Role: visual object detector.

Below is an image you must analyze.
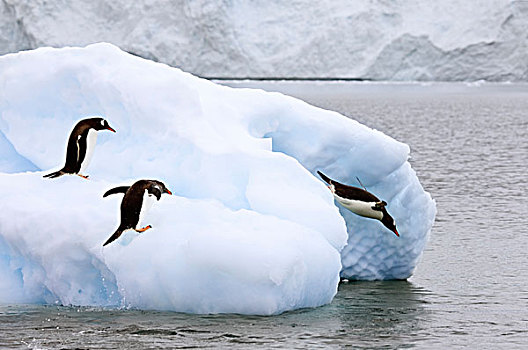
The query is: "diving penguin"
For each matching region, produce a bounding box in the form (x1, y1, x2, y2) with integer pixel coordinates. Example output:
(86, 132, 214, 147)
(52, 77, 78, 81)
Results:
(43, 117, 116, 179)
(317, 171, 399, 237)
(102, 179, 172, 246)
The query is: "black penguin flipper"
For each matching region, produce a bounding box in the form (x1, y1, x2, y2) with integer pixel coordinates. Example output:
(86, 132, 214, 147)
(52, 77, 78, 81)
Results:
(63, 132, 82, 174)
(103, 229, 124, 246)
(43, 170, 65, 178)
(103, 186, 130, 198)
(75, 130, 88, 172)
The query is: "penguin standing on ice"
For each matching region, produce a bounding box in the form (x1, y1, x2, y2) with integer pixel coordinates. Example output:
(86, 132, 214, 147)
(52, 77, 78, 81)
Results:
(102, 179, 172, 246)
(43, 117, 116, 179)
(317, 171, 399, 237)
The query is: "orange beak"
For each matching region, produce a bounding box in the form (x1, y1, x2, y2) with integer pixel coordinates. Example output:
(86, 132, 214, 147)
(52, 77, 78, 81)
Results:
(393, 228, 399, 237)
(107, 126, 116, 133)
(166, 189, 172, 195)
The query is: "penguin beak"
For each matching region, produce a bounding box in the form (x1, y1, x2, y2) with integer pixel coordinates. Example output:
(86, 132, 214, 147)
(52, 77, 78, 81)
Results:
(165, 189, 172, 195)
(107, 126, 116, 133)
(392, 228, 399, 237)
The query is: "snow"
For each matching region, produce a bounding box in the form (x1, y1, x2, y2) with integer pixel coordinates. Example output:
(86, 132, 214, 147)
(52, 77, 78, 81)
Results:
(1, 0, 526, 81)
(0, 44, 435, 314)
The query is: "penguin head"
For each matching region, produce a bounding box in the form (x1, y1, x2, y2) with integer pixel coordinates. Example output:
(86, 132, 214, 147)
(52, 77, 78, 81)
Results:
(148, 180, 173, 200)
(88, 117, 116, 133)
(158, 181, 173, 196)
(380, 209, 399, 237)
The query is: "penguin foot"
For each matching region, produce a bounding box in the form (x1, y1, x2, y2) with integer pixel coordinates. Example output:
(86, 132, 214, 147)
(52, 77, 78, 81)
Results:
(77, 174, 90, 180)
(135, 225, 152, 233)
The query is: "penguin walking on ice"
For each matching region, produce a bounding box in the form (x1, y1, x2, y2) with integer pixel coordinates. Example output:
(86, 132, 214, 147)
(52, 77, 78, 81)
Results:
(102, 179, 172, 246)
(317, 171, 399, 237)
(43, 117, 116, 179)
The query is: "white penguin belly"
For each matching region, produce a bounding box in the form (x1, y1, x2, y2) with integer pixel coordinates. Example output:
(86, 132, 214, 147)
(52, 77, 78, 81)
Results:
(79, 129, 98, 173)
(137, 190, 156, 228)
(334, 195, 383, 220)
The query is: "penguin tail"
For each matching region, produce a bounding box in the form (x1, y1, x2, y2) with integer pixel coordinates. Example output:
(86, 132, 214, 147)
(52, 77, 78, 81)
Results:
(43, 170, 65, 179)
(317, 170, 333, 184)
(103, 229, 124, 247)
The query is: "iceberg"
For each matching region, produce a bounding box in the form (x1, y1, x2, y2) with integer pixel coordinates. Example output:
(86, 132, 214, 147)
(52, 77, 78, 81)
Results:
(0, 44, 435, 314)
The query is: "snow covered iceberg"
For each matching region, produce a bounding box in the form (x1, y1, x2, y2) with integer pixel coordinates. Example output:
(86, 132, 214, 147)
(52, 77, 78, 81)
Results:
(0, 43, 435, 314)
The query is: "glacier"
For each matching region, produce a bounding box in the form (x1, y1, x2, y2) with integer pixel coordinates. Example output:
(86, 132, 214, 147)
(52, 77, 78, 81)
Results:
(0, 0, 527, 81)
(0, 44, 435, 314)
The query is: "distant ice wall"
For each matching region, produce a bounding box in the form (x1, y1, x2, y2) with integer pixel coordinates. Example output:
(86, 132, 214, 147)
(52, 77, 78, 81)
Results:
(1, 0, 527, 81)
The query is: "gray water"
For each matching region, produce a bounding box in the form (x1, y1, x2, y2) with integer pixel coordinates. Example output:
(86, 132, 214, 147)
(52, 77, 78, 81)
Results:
(2, 82, 527, 349)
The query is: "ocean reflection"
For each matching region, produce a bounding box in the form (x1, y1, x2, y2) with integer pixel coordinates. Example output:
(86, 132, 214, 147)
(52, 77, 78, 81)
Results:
(323, 281, 432, 347)
(0, 282, 434, 349)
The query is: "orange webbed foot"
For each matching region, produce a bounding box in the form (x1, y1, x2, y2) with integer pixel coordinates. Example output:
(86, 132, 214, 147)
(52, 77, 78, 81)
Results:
(135, 225, 152, 233)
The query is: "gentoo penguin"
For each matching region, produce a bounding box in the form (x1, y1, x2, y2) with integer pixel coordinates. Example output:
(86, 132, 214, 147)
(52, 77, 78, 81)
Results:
(102, 179, 172, 246)
(43, 117, 116, 179)
(317, 171, 399, 237)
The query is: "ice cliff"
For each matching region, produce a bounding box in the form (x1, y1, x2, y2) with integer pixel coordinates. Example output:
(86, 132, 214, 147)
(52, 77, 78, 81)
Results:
(0, 44, 435, 314)
(0, 0, 527, 81)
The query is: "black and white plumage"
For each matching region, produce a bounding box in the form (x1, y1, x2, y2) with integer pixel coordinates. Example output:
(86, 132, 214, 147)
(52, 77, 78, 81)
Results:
(317, 171, 399, 237)
(102, 179, 172, 246)
(43, 117, 116, 179)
